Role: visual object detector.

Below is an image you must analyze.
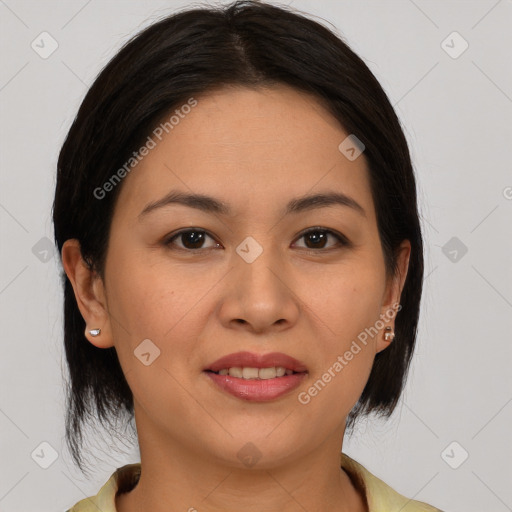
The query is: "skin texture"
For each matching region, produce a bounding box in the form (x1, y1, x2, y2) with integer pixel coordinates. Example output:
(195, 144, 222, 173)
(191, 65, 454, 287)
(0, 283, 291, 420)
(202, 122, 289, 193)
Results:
(62, 85, 410, 512)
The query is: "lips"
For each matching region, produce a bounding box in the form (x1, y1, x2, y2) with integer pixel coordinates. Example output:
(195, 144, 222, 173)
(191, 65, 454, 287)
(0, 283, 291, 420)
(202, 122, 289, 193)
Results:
(203, 351, 308, 402)
(204, 351, 308, 373)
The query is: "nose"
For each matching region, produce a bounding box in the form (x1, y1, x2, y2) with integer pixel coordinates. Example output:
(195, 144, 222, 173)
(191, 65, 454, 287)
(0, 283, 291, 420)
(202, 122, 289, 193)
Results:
(218, 242, 301, 334)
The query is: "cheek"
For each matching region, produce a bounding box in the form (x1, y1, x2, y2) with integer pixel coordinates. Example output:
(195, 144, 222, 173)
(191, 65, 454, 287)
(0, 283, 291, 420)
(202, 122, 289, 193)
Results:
(105, 253, 215, 372)
(295, 289, 381, 427)
(292, 258, 385, 414)
(298, 257, 385, 348)
(105, 258, 216, 425)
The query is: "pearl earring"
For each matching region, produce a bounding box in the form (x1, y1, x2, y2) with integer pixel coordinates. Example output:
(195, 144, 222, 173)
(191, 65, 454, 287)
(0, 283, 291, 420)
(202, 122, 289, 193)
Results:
(89, 328, 101, 337)
(384, 326, 395, 342)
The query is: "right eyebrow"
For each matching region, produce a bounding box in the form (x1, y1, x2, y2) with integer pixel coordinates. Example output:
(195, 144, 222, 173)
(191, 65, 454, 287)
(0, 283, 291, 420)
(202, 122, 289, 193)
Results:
(138, 190, 231, 219)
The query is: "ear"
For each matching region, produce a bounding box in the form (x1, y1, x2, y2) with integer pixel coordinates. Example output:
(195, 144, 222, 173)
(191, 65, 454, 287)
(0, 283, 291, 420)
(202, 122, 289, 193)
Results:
(375, 239, 411, 354)
(61, 239, 114, 349)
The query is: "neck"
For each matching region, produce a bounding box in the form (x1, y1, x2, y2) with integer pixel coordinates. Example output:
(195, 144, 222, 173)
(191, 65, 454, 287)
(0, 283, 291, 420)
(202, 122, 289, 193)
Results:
(116, 407, 368, 512)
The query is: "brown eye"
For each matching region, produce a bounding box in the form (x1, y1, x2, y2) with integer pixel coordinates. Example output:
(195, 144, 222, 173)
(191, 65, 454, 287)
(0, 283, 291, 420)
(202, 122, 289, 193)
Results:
(165, 229, 220, 251)
(293, 228, 349, 251)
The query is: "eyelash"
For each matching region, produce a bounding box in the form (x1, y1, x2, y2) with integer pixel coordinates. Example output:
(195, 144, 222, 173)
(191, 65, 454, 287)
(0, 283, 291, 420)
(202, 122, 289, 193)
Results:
(163, 227, 350, 253)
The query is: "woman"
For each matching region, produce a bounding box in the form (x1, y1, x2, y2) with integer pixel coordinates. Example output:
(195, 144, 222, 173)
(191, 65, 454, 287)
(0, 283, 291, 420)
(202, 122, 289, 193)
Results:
(55, 1, 444, 510)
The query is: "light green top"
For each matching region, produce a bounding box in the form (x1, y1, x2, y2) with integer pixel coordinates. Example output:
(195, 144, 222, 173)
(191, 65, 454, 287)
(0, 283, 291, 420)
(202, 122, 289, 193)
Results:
(67, 453, 444, 511)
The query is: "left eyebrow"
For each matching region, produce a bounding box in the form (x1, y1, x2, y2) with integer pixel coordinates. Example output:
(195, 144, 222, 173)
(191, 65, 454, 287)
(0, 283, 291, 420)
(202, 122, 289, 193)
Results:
(138, 189, 366, 220)
(284, 191, 366, 217)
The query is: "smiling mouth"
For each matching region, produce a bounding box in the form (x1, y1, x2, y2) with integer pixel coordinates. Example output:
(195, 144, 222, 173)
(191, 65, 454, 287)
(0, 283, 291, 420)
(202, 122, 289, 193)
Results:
(203, 351, 308, 401)
(204, 366, 305, 380)
(203, 368, 308, 402)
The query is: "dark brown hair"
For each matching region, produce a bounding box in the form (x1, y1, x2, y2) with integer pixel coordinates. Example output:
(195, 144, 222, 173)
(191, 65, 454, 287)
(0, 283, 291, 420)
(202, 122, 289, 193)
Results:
(53, 0, 423, 472)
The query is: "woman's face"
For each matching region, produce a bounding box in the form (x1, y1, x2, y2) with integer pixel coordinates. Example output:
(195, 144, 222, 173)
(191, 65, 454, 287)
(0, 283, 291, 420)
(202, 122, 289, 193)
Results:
(80, 85, 408, 467)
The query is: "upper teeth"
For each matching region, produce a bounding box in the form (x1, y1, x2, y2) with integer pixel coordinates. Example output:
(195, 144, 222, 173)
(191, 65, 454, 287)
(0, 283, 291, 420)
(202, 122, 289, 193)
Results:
(217, 367, 293, 379)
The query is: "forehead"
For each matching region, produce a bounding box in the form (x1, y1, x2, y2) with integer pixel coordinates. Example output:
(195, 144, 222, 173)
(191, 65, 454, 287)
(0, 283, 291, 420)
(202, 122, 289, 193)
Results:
(112, 85, 374, 221)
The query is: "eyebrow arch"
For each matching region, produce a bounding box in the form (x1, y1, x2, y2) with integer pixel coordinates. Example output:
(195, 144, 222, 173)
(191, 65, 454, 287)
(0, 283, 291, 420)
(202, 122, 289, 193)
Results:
(138, 190, 366, 220)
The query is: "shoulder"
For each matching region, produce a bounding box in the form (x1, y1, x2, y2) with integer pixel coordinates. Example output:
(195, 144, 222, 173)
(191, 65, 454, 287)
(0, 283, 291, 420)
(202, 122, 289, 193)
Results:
(341, 453, 445, 512)
(66, 463, 141, 512)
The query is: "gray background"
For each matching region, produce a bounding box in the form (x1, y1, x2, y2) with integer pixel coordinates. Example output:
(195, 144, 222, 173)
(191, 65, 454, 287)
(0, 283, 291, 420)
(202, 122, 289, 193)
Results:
(1, 1, 511, 511)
